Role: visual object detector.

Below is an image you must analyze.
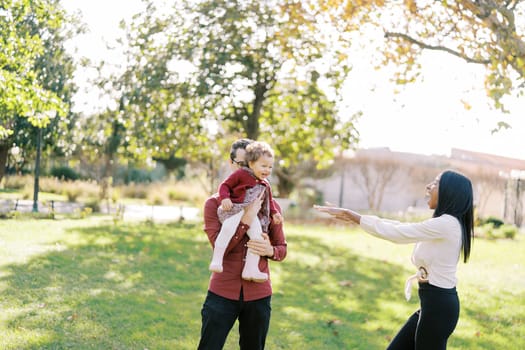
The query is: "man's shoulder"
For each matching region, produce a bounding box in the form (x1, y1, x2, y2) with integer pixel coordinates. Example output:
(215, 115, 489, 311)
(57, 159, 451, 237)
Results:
(221, 168, 246, 182)
(205, 193, 220, 201)
(235, 168, 252, 177)
(272, 199, 282, 213)
(204, 194, 220, 208)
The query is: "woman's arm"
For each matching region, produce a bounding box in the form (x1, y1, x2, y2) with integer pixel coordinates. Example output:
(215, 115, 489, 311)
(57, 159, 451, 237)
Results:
(313, 205, 362, 224)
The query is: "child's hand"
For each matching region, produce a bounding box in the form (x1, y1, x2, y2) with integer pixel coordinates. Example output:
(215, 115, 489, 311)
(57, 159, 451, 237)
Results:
(221, 198, 233, 211)
(272, 212, 283, 224)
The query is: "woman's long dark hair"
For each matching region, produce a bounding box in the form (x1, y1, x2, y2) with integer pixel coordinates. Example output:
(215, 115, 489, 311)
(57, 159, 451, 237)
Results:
(432, 170, 474, 263)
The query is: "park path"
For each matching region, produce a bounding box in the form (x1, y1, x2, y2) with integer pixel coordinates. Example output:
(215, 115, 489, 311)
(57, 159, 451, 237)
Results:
(0, 199, 200, 222)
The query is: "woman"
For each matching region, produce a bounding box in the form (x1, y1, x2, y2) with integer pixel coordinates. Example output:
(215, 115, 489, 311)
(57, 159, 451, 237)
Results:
(314, 169, 474, 350)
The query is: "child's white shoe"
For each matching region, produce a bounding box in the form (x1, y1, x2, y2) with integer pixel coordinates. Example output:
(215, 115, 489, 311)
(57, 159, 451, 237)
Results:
(242, 250, 268, 282)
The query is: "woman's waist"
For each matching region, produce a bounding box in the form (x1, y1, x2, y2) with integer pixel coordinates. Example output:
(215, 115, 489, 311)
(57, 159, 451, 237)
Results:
(418, 281, 457, 294)
(414, 266, 456, 286)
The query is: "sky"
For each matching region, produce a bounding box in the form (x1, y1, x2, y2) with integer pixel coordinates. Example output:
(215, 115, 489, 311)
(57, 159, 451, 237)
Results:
(63, 1, 525, 161)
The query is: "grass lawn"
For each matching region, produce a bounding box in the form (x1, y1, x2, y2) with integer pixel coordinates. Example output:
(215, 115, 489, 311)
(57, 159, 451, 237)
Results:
(0, 217, 523, 349)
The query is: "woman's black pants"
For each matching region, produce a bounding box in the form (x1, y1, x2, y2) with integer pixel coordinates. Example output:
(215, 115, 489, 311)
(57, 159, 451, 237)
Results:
(387, 282, 459, 350)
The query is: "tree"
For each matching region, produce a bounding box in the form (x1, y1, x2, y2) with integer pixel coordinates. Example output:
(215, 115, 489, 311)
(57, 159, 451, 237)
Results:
(117, 0, 359, 196)
(350, 153, 406, 211)
(79, 2, 221, 197)
(261, 79, 360, 196)
(467, 167, 506, 217)
(319, 0, 524, 127)
(0, 0, 74, 183)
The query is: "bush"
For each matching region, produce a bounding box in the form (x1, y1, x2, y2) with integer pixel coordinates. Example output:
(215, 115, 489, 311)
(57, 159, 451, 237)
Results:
(114, 180, 207, 206)
(3, 175, 31, 190)
(39, 177, 62, 194)
(495, 224, 518, 239)
(289, 185, 324, 210)
(475, 222, 518, 240)
(63, 187, 82, 202)
(21, 184, 32, 199)
(475, 223, 494, 238)
(84, 198, 101, 213)
(120, 183, 149, 199)
(122, 168, 152, 184)
(168, 188, 188, 201)
(481, 216, 504, 228)
(150, 196, 165, 206)
(51, 166, 79, 181)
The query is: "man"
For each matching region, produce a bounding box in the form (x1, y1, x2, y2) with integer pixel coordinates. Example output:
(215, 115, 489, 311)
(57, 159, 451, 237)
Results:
(198, 139, 287, 350)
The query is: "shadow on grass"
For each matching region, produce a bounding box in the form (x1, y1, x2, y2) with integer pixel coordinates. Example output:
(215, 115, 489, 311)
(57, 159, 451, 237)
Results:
(1, 221, 210, 349)
(266, 231, 413, 350)
(1, 221, 518, 349)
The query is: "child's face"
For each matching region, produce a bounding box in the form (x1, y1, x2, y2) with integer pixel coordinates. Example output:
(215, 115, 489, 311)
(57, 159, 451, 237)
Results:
(249, 154, 274, 180)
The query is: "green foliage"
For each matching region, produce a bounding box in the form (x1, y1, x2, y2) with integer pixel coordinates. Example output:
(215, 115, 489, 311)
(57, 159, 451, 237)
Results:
(62, 185, 82, 203)
(477, 222, 519, 240)
(120, 168, 153, 184)
(289, 185, 324, 209)
(166, 186, 206, 205)
(50, 165, 79, 181)
(83, 198, 101, 213)
(498, 224, 518, 239)
(0, 0, 81, 192)
(1, 175, 207, 209)
(0, 0, 70, 136)
(116, 181, 208, 207)
(154, 156, 187, 180)
(119, 183, 149, 199)
(321, 1, 525, 113)
(480, 216, 505, 229)
(101, 0, 360, 197)
(3, 175, 29, 190)
(74, 206, 93, 219)
(474, 215, 520, 240)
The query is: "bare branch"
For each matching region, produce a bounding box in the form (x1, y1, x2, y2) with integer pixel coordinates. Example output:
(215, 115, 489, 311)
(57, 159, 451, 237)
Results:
(384, 31, 491, 64)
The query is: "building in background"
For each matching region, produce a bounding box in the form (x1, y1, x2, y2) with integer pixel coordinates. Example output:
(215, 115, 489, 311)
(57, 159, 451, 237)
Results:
(306, 148, 525, 227)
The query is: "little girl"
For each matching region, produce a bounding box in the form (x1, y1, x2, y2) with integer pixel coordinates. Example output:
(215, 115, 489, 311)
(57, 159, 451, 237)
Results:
(209, 141, 282, 282)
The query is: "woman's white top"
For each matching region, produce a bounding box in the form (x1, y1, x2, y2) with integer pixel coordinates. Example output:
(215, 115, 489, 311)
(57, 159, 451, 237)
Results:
(360, 214, 462, 300)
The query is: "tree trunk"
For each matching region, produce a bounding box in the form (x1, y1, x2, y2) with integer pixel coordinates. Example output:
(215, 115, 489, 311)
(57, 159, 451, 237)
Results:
(99, 154, 113, 201)
(245, 80, 267, 140)
(0, 142, 9, 185)
(99, 116, 123, 204)
(274, 168, 294, 198)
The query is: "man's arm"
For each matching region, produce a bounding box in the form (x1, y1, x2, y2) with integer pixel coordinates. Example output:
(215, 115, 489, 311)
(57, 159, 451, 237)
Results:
(267, 199, 287, 261)
(203, 196, 223, 245)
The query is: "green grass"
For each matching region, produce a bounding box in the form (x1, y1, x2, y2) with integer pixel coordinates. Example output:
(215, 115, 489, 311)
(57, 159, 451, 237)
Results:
(0, 218, 523, 349)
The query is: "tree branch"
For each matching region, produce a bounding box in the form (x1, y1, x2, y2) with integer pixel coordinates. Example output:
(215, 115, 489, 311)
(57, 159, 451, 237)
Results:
(384, 31, 491, 64)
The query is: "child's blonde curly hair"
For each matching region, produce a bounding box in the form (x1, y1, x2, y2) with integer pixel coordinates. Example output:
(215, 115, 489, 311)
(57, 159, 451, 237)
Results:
(244, 141, 274, 163)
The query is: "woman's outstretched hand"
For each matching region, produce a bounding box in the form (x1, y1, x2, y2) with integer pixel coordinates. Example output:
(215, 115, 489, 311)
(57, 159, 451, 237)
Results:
(313, 205, 361, 224)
